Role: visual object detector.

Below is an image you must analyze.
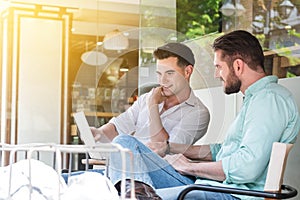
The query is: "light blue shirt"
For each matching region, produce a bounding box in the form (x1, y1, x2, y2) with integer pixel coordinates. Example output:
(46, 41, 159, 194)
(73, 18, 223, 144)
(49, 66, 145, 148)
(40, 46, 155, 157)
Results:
(196, 76, 300, 199)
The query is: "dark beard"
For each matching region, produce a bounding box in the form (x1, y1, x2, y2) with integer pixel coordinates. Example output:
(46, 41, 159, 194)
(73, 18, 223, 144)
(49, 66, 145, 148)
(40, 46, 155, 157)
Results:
(224, 72, 241, 94)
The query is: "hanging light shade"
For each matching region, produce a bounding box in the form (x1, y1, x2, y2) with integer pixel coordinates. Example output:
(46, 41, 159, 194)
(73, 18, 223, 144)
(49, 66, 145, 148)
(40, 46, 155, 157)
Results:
(103, 29, 129, 50)
(81, 51, 108, 66)
(235, 0, 246, 16)
(279, 0, 295, 19)
(220, 0, 235, 16)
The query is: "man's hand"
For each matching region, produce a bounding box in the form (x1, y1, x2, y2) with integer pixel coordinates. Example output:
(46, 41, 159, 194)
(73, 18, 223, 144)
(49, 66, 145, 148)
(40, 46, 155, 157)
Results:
(147, 141, 168, 157)
(148, 86, 169, 142)
(90, 127, 101, 142)
(148, 86, 167, 107)
(165, 154, 226, 181)
(164, 154, 193, 176)
(90, 123, 118, 143)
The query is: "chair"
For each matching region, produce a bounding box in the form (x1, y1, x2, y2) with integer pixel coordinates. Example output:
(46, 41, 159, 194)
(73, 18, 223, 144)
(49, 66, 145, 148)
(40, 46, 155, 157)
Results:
(177, 142, 298, 200)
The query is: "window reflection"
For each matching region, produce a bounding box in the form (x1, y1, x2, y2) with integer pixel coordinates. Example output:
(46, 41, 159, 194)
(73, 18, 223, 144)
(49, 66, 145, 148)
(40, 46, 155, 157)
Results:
(174, 0, 300, 84)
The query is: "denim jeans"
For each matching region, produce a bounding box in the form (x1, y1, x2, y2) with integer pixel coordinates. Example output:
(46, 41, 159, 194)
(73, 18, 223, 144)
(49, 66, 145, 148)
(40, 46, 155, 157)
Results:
(109, 134, 239, 200)
(109, 134, 195, 188)
(156, 185, 240, 200)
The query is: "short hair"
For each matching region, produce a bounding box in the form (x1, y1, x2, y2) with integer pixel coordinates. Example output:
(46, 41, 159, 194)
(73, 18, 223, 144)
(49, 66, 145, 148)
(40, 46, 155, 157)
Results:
(212, 30, 265, 72)
(153, 42, 195, 68)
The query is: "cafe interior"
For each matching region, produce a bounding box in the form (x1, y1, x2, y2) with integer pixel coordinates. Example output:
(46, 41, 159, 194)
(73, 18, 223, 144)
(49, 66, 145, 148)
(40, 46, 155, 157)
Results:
(0, 0, 300, 198)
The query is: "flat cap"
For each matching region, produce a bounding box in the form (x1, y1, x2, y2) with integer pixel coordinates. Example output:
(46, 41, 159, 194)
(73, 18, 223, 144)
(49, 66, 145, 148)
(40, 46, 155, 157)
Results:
(157, 42, 195, 66)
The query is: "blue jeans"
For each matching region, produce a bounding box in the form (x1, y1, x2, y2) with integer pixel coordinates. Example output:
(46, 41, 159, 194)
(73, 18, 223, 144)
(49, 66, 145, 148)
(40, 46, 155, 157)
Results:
(109, 134, 195, 188)
(156, 186, 240, 200)
(109, 135, 239, 200)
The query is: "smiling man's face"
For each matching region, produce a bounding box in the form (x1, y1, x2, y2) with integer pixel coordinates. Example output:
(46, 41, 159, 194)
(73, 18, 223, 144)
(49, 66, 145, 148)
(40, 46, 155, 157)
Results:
(156, 57, 189, 97)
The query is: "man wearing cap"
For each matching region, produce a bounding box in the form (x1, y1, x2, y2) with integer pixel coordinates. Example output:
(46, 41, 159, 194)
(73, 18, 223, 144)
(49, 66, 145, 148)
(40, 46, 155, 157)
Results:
(91, 42, 209, 148)
(91, 42, 210, 199)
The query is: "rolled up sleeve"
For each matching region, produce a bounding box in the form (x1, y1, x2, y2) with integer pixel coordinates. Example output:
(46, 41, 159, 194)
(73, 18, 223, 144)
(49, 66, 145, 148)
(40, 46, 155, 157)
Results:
(210, 143, 222, 161)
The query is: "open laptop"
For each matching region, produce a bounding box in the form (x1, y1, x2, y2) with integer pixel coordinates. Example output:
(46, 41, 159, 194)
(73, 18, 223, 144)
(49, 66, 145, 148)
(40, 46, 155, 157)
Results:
(73, 111, 105, 160)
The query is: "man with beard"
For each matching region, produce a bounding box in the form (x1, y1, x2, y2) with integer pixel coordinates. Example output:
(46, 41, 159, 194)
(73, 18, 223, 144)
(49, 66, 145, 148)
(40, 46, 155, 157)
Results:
(108, 30, 300, 200)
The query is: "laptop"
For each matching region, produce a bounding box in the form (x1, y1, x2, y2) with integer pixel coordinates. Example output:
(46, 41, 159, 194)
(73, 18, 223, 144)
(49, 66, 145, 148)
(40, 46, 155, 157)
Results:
(73, 111, 105, 160)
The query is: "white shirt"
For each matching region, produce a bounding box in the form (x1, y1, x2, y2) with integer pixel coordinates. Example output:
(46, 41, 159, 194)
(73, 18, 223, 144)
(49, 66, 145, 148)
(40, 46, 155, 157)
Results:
(109, 89, 210, 144)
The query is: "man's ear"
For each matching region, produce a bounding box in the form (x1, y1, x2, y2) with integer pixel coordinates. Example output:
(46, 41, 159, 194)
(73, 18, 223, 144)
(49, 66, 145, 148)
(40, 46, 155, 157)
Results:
(233, 59, 244, 76)
(184, 65, 193, 78)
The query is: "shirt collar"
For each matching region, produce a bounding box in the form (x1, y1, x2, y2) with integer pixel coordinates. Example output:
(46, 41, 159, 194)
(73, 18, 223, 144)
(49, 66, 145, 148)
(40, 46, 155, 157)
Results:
(157, 87, 197, 110)
(184, 89, 198, 107)
(244, 75, 278, 98)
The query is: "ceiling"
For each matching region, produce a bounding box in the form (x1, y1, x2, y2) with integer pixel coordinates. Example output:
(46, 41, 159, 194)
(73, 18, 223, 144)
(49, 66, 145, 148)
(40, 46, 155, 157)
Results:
(70, 6, 141, 53)
(6, 0, 176, 82)
(70, 1, 140, 36)
(11, 0, 175, 35)
(9, 0, 141, 52)
(8, 0, 176, 53)
(64, 1, 140, 53)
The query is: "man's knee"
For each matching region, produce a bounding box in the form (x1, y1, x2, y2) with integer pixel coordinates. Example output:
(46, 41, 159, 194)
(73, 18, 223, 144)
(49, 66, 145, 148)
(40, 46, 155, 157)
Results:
(112, 134, 138, 147)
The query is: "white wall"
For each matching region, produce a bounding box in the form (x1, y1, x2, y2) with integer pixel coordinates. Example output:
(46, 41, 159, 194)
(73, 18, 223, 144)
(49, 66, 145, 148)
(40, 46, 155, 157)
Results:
(194, 87, 238, 144)
(279, 77, 300, 200)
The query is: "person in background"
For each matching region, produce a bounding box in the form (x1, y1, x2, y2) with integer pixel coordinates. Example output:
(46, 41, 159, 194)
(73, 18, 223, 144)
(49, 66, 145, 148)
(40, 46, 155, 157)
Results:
(108, 30, 300, 200)
(91, 42, 210, 153)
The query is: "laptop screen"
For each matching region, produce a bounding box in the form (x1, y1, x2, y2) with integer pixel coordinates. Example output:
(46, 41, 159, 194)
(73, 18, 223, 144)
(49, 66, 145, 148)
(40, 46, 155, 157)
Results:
(73, 111, 105, 160)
